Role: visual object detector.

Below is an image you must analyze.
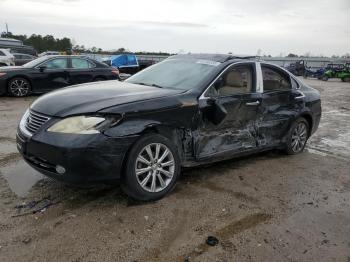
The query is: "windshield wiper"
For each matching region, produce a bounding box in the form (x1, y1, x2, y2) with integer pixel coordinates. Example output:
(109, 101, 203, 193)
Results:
(133, 82, 164, 88)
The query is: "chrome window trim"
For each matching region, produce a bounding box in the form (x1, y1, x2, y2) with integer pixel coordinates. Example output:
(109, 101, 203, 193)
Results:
(199, 61, 262, 100)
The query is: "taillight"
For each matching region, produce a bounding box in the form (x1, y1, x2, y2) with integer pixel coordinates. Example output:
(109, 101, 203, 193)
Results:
(0, 73, 6, 77)
(111, 68, 119, 75)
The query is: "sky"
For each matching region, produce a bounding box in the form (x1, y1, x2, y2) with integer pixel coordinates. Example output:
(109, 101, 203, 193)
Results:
(0, 0, 349, 56)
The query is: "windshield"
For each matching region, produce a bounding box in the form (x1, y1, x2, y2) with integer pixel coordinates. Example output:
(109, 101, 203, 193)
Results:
(23, 56, 49, 68)
(126, 59, 219, 90)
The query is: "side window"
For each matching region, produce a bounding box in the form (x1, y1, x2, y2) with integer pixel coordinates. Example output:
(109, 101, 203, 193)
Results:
(44, 58, 68, 69)
(71, 58, 91, 69)
(0, 51, 5, 56)
(206, 65, 254, 97)
(262, 65, 291, 91)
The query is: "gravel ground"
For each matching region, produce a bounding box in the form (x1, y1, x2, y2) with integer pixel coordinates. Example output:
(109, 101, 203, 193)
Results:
(0, 78, 349, 262)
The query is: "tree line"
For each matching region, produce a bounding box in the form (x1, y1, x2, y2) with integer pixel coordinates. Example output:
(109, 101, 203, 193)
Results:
(1, 32, 172, 56)
(1, 32, 72, 53)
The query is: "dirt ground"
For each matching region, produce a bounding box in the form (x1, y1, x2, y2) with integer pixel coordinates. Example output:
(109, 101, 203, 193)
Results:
(0, 78, 349, 262)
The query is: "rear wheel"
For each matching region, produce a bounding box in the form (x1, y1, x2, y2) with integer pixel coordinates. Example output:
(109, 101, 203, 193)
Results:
(121, 134, 181, 201)
(322, 75, 328, 81)
(285, 118, 310, 155)
(8, 77, 31, 97)
(343, 77, 350, 82)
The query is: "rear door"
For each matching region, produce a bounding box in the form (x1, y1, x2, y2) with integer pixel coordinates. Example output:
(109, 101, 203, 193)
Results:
(69, 57, 95, 84)
(196, 62, 262, 159)
(257, 63, 304, 147)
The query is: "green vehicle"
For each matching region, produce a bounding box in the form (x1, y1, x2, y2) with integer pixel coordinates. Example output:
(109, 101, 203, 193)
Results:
(322, 63, 350, 82)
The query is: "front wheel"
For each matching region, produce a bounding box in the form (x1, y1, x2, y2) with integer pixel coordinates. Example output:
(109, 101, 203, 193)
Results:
(8, 77, 31, 97)
(121, 134, 181, 201)
(285, 118, 310, 155)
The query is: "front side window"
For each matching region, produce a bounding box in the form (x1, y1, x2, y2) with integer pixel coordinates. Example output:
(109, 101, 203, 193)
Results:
(262, 65, 291, 91)
(72, 58, 92, 69)
(206, 65, 254, 97)
(126, 59, 218, 90)
(44, 58, 68, 69)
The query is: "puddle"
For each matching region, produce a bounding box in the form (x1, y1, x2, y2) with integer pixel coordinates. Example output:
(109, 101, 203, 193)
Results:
(1, 159, 43, 197)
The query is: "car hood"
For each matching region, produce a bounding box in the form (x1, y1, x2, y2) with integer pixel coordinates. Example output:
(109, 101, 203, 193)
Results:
(30, 80, 185, 117)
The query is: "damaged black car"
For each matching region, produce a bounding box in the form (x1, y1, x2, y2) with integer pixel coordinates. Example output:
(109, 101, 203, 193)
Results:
(16, 54, 321, 201)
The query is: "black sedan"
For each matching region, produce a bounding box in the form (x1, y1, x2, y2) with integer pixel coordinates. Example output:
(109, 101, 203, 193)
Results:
(17, 54, 321, 201)
(0, 55, 120, 97)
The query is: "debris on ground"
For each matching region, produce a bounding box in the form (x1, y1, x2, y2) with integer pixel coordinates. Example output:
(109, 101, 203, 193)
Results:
(206, 236, 219, 246)
(12, 196, 60, 217)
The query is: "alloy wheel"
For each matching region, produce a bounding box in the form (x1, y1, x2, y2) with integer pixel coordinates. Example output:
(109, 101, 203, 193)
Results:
(291, 122, 308, 153)
(135, 143, 175, 193)
(9, 79, 30, 97)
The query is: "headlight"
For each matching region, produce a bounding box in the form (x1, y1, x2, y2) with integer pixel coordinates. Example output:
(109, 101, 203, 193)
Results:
(47, 116, 107, 134)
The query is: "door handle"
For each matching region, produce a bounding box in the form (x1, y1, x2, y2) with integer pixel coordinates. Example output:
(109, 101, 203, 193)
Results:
(246, 101, 260, 106)
(294, 91, 305, 100)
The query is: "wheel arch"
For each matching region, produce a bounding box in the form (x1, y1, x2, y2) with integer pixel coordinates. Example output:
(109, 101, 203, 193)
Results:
(298, 112, 313, 136)
(115, 122, 187, 179)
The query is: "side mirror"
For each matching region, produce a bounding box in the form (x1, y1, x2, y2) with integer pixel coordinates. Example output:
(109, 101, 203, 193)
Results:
(38, 65, 46, 72)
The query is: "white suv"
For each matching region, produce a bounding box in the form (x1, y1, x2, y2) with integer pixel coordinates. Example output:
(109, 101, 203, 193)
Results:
(0, 49, 15, 67)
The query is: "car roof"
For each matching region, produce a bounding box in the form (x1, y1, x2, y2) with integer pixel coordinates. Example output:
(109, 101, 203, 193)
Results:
(43, 55, 88, 58)
(168, 53, 257, 63)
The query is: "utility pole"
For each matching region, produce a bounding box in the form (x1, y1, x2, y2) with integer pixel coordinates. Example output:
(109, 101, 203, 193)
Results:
(5, 22, 9, 35)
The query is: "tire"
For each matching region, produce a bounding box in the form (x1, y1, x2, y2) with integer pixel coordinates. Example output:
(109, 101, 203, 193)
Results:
(7, 77, 31, 97)
(121, 134, 181, 201)
(343, 77, 350, 82)
(322, 75, 328, 81)
(285, 118, 310, 155)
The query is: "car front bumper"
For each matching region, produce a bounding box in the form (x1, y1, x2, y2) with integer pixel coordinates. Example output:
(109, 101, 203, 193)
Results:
(16, 127, 137, 184)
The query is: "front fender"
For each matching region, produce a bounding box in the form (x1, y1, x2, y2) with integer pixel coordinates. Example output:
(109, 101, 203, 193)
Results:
(103, 119, 162, 137)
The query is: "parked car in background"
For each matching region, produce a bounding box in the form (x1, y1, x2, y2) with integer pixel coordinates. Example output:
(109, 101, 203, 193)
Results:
(0, 49, 15, 66)
(0, 37, 37, 56)
(16, 54, 321, 201)
(284, 60, 306, 76)
(102, 54, 139, 74)
(38, 51, 60, 57)
(13, 53, 36, 66)
(0, 55, 120, 97)
(321, 63, 350, 82)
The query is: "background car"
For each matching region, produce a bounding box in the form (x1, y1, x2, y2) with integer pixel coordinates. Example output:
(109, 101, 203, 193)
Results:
(13, 53, 36, 66)
(38, 51, 60, 57)
(16, 54, 321, 201)
(0, 48, 15, 66)
(0, 55, 120, 97)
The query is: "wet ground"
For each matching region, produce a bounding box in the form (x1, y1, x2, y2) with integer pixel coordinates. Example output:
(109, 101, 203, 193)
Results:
(0, 78, 349, 262)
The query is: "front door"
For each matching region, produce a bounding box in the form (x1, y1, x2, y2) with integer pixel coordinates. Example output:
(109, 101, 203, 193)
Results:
(195, 62, 262, 160)
(32, 57, 70, 92)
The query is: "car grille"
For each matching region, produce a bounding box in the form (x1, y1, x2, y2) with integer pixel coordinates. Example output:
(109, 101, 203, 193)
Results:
(25, 110, 51, 134)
